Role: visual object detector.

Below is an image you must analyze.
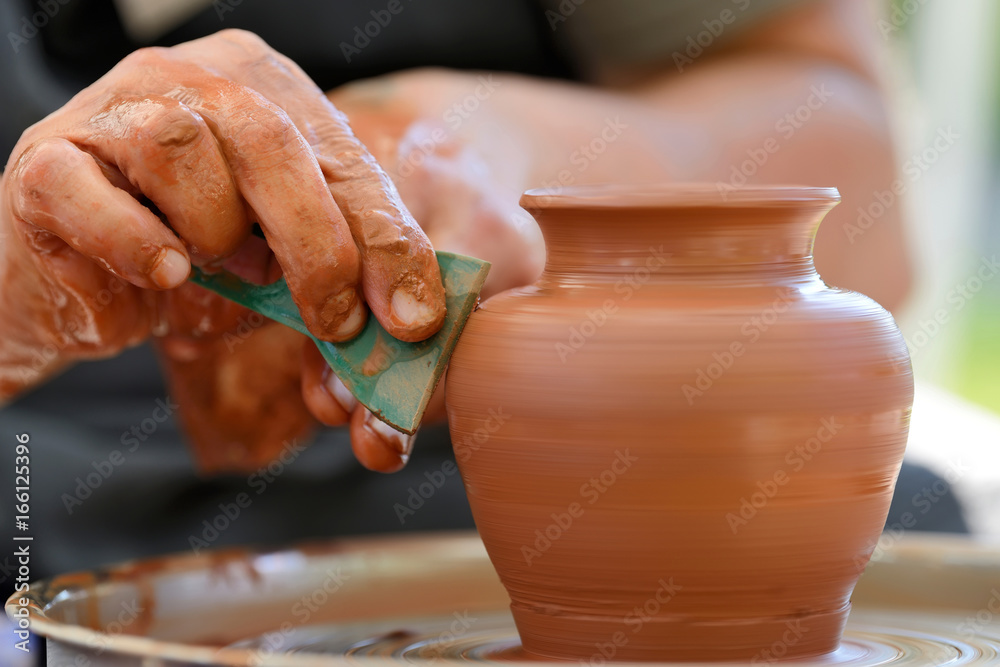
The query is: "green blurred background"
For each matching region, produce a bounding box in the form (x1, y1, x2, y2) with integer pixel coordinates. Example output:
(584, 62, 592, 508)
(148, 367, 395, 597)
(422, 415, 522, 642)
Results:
(889, 0, 1000, 414)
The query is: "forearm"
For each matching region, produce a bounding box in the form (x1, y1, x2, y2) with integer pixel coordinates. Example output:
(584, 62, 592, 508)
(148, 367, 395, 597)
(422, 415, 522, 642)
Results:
(332, 69, 679, 193)
(336, 49, 908, 312)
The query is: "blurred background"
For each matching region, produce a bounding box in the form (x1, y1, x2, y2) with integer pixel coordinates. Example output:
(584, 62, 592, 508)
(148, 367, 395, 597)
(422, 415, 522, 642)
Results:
(884, 0, 1000, 537)
(1, 0, 999, 664)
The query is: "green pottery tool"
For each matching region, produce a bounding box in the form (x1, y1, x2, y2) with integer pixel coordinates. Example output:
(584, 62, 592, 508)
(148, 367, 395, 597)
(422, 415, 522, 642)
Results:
(189, 252, 490, 434)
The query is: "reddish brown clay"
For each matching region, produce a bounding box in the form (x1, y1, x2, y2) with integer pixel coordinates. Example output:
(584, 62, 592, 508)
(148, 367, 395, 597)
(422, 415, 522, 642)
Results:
(445, 185, 914, 662)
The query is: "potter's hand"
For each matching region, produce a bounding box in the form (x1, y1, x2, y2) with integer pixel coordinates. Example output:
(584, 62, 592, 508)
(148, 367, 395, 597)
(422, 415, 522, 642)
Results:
(324, 75, 545, 299)
(298, 79, 545, 473)
(0, 30, 445, 400)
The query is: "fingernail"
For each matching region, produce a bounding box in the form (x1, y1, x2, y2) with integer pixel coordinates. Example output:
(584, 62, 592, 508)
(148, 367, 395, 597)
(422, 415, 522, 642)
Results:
(151, 248, 190, 288)
(324, 372, 358, 413)
(391, 287, 436, 328)
(334, 298, 367, 339)
(365, 410, 413, 458)
(321, 288, 366, 338)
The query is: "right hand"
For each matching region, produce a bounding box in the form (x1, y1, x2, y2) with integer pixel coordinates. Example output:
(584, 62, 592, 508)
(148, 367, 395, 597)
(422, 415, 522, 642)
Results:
(0, 30, 446, 471)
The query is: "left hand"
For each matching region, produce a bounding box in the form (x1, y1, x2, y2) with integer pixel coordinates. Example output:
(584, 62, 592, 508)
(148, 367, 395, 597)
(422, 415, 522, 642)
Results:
(298, 73, 545, 472)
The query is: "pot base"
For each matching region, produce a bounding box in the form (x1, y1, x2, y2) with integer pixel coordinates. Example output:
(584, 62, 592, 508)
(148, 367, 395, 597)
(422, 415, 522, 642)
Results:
(512, 602, 849, 663)
(15, 533, 1000, 666)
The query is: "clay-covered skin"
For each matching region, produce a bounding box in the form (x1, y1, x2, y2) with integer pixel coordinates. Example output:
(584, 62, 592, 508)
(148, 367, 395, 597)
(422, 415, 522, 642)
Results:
(157, 290, 315, 473)
(446, 185, 914, 662)
(0, 30, 444, 470)
(300, 340, 414, 472)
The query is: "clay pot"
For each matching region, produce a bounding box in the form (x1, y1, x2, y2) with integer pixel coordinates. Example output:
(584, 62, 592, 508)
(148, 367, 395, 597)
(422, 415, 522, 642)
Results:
(445, 185, 913, 662)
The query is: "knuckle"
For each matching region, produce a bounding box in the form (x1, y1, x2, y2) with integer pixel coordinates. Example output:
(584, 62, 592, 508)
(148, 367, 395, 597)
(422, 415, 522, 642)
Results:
(12, 138, 80, 213)
(323, 146, 376, 182)
(120, 46, 169, 70)
(147, 105, 203, 150)
(217, 28, 270, 54)
(355, 211, 409, 254)
(229, 105, 304, 165)
(244, 50, 296, 86)
(92, 96, 206, 160)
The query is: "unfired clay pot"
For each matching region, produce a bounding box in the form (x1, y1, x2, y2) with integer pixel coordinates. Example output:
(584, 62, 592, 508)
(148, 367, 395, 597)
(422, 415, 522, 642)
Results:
(445, 185, 914, 662)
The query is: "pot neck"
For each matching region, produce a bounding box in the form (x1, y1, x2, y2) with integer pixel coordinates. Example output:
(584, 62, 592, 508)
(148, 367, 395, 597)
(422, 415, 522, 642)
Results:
(531, 204, 831, 288)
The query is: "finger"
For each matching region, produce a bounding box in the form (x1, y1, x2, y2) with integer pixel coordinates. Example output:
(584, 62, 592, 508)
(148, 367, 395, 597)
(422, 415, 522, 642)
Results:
(155, 281, 247, 346)
(350, 406, 415, 473)
(317, 147, 446, 343)
(156, 322, 316, 474)
(300, 340, 357, 426)
(188, 78, 366, 342)
(8, 137, 190, 289)
(70, 95, 250, 260)
(178, 33, 446, 341)
(219, 233, 283, 285)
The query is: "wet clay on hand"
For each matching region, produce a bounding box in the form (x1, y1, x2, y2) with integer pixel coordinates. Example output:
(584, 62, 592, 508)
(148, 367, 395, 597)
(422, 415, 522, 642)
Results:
(446, 185, 913, 662)
(0, 30, 445, 470)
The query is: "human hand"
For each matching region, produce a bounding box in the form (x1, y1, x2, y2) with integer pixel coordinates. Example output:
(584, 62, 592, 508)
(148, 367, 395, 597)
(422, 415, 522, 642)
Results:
(296, 72, 545, 472)
(0, 30, 446, 470)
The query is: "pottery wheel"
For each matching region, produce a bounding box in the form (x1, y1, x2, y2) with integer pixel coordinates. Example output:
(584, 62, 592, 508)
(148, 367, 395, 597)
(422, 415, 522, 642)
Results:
(13, 532, 1000, 666)
(231, 609, 1000, 664)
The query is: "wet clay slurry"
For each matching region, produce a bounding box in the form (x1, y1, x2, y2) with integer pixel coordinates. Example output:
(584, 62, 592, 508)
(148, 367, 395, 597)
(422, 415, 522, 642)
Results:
(445, 185, 914, 662)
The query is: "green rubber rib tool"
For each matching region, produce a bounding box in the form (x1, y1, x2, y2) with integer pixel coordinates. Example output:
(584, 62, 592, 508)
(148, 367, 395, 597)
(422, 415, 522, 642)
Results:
(189, 252, 490, 435)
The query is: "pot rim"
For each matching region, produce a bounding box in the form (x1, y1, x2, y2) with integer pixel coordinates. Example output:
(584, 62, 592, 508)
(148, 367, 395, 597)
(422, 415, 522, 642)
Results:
(520, 184, 841, 210)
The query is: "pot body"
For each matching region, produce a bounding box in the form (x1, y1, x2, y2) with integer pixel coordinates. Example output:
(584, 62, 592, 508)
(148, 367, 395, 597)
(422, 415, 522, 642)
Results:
(445, 186, 913, 662)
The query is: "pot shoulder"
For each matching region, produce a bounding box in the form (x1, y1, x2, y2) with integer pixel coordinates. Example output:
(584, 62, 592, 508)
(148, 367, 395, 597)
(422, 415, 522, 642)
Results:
(448, 281, 913, 413)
